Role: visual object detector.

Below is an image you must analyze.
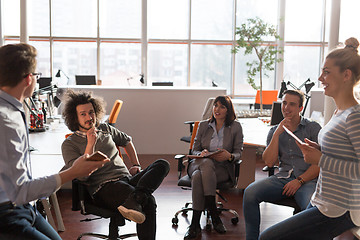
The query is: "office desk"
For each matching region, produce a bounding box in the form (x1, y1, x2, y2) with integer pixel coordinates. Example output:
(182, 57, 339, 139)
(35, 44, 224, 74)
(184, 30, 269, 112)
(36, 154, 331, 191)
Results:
(29, 123, 71, 232)
(237, 118, 271, 189)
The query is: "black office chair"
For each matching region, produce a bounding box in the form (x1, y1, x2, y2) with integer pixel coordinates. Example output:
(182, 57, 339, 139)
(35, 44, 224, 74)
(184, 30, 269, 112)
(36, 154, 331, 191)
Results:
(172, 121, 241, 230)
(262, 166, 301, 215)
(72, 179, 137, 240)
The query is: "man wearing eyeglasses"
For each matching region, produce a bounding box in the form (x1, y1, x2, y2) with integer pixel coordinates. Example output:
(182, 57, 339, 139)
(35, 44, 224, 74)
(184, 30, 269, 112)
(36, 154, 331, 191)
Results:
(0, 43, 109, 239)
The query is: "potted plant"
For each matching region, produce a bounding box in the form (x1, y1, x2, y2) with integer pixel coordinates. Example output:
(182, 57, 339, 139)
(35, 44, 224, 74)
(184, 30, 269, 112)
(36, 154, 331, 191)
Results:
(232, 17, 283, 111)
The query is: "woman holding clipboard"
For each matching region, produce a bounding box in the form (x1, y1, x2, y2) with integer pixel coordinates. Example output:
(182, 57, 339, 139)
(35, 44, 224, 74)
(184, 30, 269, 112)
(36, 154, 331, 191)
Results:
(184, 95, 244, 239)
(260, 38, 360, 240)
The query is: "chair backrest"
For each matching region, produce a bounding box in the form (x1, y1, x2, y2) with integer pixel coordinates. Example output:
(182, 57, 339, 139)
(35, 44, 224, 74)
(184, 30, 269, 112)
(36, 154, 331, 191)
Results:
(108, 100, 123, 126)
(201, 97, 215, 120)
(254, 90, 278, 109)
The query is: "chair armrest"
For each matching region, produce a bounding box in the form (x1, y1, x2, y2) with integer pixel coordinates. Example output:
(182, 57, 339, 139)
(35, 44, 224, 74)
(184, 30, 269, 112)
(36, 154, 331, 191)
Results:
(184, 121, 195, 133)
(234, 160, 242, 178)
(175, 155, 186, 180)
(262, 165, 279, 176)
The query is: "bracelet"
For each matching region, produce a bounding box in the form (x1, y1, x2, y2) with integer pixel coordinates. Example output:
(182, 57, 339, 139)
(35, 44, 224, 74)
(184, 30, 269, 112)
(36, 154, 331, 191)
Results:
(228, 154, 235, 163)
(297, 176, 305, 185)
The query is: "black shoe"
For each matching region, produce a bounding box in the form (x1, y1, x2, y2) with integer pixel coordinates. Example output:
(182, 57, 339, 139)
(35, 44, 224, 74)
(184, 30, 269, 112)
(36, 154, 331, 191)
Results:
(212, 218, 226, 234)
(118, 192, 146, 224)
(184, 225, 201, 239)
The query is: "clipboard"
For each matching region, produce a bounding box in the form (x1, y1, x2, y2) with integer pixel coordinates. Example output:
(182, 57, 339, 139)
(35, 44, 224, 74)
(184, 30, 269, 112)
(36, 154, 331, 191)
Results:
(283, 126, 304, 144)
(188, 149, 223, 159)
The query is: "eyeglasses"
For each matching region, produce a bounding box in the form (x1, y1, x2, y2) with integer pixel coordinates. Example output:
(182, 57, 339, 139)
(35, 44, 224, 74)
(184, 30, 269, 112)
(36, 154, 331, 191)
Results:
(24, 72, 42, 80)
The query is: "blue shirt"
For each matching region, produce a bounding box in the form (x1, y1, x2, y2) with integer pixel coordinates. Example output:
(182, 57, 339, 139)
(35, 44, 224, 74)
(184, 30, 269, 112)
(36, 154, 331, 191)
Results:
(266, 117, 322, 180)
(0, 90, 58, 205)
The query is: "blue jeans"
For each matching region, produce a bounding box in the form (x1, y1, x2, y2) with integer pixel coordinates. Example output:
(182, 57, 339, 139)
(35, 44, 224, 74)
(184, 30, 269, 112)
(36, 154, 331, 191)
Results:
(243, 174, 317, 240)
(259, 205, 356, 240)
(0, 203, 61, 240)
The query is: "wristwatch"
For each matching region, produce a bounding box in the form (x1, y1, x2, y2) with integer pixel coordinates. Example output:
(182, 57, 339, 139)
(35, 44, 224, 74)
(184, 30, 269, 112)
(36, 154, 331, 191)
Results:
(228, 154, 235, 163)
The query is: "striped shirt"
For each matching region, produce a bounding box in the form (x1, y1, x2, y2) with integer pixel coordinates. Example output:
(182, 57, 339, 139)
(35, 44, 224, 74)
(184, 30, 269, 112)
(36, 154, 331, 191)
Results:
(311, 104, 360, 226)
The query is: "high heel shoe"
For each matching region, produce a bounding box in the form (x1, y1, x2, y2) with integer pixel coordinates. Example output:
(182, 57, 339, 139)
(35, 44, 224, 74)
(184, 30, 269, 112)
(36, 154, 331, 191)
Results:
(184, 224, 201, 239)
(212, 217, 226, 234)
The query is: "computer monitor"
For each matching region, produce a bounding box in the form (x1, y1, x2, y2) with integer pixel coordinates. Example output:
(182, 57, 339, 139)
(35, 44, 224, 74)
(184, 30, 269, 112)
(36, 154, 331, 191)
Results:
(270, 101, 284, 125)
(75, 75, 96, 85)
(37, 77, 52, 91)
(152, 82, 173, 86)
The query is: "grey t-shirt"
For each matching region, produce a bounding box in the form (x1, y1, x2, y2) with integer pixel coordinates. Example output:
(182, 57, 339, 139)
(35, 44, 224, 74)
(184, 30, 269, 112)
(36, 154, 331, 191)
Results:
(62, 123, 132, 195)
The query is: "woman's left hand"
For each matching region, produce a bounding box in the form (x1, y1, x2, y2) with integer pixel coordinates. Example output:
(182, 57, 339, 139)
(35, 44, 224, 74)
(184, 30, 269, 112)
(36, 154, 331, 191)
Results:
(296, 140, 322, 165)
(212, 149, 231, 162)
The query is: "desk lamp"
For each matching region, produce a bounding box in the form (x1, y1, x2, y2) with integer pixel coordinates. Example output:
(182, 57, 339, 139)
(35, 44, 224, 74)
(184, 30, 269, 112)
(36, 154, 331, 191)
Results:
(55, 69, 70, 85)
(279, 78, 315, 116)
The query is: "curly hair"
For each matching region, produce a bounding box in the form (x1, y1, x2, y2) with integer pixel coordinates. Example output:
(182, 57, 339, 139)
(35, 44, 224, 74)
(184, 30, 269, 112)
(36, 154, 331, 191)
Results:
(210, 95, 236, 126)
(62, 90, 106, 131)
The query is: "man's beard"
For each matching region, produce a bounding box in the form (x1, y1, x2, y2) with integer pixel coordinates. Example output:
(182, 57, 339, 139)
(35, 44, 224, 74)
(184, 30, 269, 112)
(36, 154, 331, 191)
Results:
(79, 120, 95, 131)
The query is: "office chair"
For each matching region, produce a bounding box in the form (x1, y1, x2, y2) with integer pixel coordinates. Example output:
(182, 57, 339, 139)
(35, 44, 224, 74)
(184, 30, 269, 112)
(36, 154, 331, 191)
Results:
(262, 166, 301, 215)
(180, 97, 215, 144)
(72, 179, 137, 240)
(253, 90, 278, 110)
(172, 121, 241, 230)
(107, 100, 123, 126)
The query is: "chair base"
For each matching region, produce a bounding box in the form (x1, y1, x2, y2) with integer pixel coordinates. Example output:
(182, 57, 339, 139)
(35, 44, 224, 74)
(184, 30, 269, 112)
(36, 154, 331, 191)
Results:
(78, 232, 137, 240)
(171, 202, 239, 227)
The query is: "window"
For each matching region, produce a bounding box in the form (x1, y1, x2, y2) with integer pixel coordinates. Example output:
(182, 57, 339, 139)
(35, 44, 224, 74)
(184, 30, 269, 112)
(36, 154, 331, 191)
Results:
(1, 0, 346, 98)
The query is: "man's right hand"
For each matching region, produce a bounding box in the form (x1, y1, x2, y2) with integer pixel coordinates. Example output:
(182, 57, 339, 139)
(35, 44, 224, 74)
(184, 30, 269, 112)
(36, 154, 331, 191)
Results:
(59, 154, 110, 184)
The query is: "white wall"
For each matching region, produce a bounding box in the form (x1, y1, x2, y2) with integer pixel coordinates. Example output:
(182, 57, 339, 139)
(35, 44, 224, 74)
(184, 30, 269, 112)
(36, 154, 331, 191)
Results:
(59, 86, 226, 154)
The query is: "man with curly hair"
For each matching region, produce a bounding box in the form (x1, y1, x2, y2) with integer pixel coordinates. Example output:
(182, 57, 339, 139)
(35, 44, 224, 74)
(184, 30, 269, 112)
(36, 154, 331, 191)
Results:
(61, 89, 170, 240)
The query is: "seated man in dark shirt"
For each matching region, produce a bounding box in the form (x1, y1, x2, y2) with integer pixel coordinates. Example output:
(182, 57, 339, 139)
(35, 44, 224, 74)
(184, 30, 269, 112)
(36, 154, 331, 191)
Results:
(61, 90, 170, 240)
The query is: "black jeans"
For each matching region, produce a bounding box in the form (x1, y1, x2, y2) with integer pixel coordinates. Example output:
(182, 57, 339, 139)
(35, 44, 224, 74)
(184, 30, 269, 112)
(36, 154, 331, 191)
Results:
(0, 203, 61, 240)
(94, 159, 170, 240)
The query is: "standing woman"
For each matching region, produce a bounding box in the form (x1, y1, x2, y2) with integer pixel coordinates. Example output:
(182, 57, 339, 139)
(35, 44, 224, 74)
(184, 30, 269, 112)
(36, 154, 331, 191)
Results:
(184, 95, 244, 239)
(260, 37, 360, 240)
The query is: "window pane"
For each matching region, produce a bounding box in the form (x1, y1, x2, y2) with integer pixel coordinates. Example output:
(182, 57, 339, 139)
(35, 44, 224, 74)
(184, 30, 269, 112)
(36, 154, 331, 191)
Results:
(192, 0, 233, 40)
(190, 44, 232, 92)
(236, 0, 278, 28)
(100, 42, 141, 86)
(30, 40, 51, 78)
(99, 0, 141, 38)
(148, 43, 188, 86)
(283, 45, 321, 90)
(53, 41, 97, 85)
(234, 48, 274, 96)
(148, 0, 189, 39)
(339, 0, 360, 43)
(52, 0, 97, 37)
(3, 0, 20, 36)
(285, 0, 323, 42)
(28, 0, 50, 36)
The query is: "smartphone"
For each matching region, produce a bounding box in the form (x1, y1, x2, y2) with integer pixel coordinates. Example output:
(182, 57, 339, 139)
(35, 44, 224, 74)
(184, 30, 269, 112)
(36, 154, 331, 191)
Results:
(87, 151, 108, 161)
(283, 126, 304, 144)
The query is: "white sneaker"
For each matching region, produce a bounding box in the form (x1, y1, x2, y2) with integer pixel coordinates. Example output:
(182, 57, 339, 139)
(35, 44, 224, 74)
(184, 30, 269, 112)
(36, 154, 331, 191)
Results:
(117, 205, 146, 224)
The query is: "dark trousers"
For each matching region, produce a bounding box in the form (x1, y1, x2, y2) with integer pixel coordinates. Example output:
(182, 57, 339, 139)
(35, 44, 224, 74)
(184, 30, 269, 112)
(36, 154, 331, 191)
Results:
(0, 203, 61, 240)
(94, 159, 170, 240)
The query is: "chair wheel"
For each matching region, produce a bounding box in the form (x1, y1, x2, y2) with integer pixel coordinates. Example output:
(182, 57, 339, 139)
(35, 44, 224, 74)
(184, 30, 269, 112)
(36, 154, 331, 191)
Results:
(205, 223, 212, 231)
(172, 217, 178, 225)
(231, 217, 239, 225)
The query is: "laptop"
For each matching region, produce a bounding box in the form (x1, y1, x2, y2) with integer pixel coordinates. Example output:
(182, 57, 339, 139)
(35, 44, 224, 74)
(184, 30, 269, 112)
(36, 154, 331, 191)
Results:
(38, 77, 52, 91)
(75, 75, 96, 85)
